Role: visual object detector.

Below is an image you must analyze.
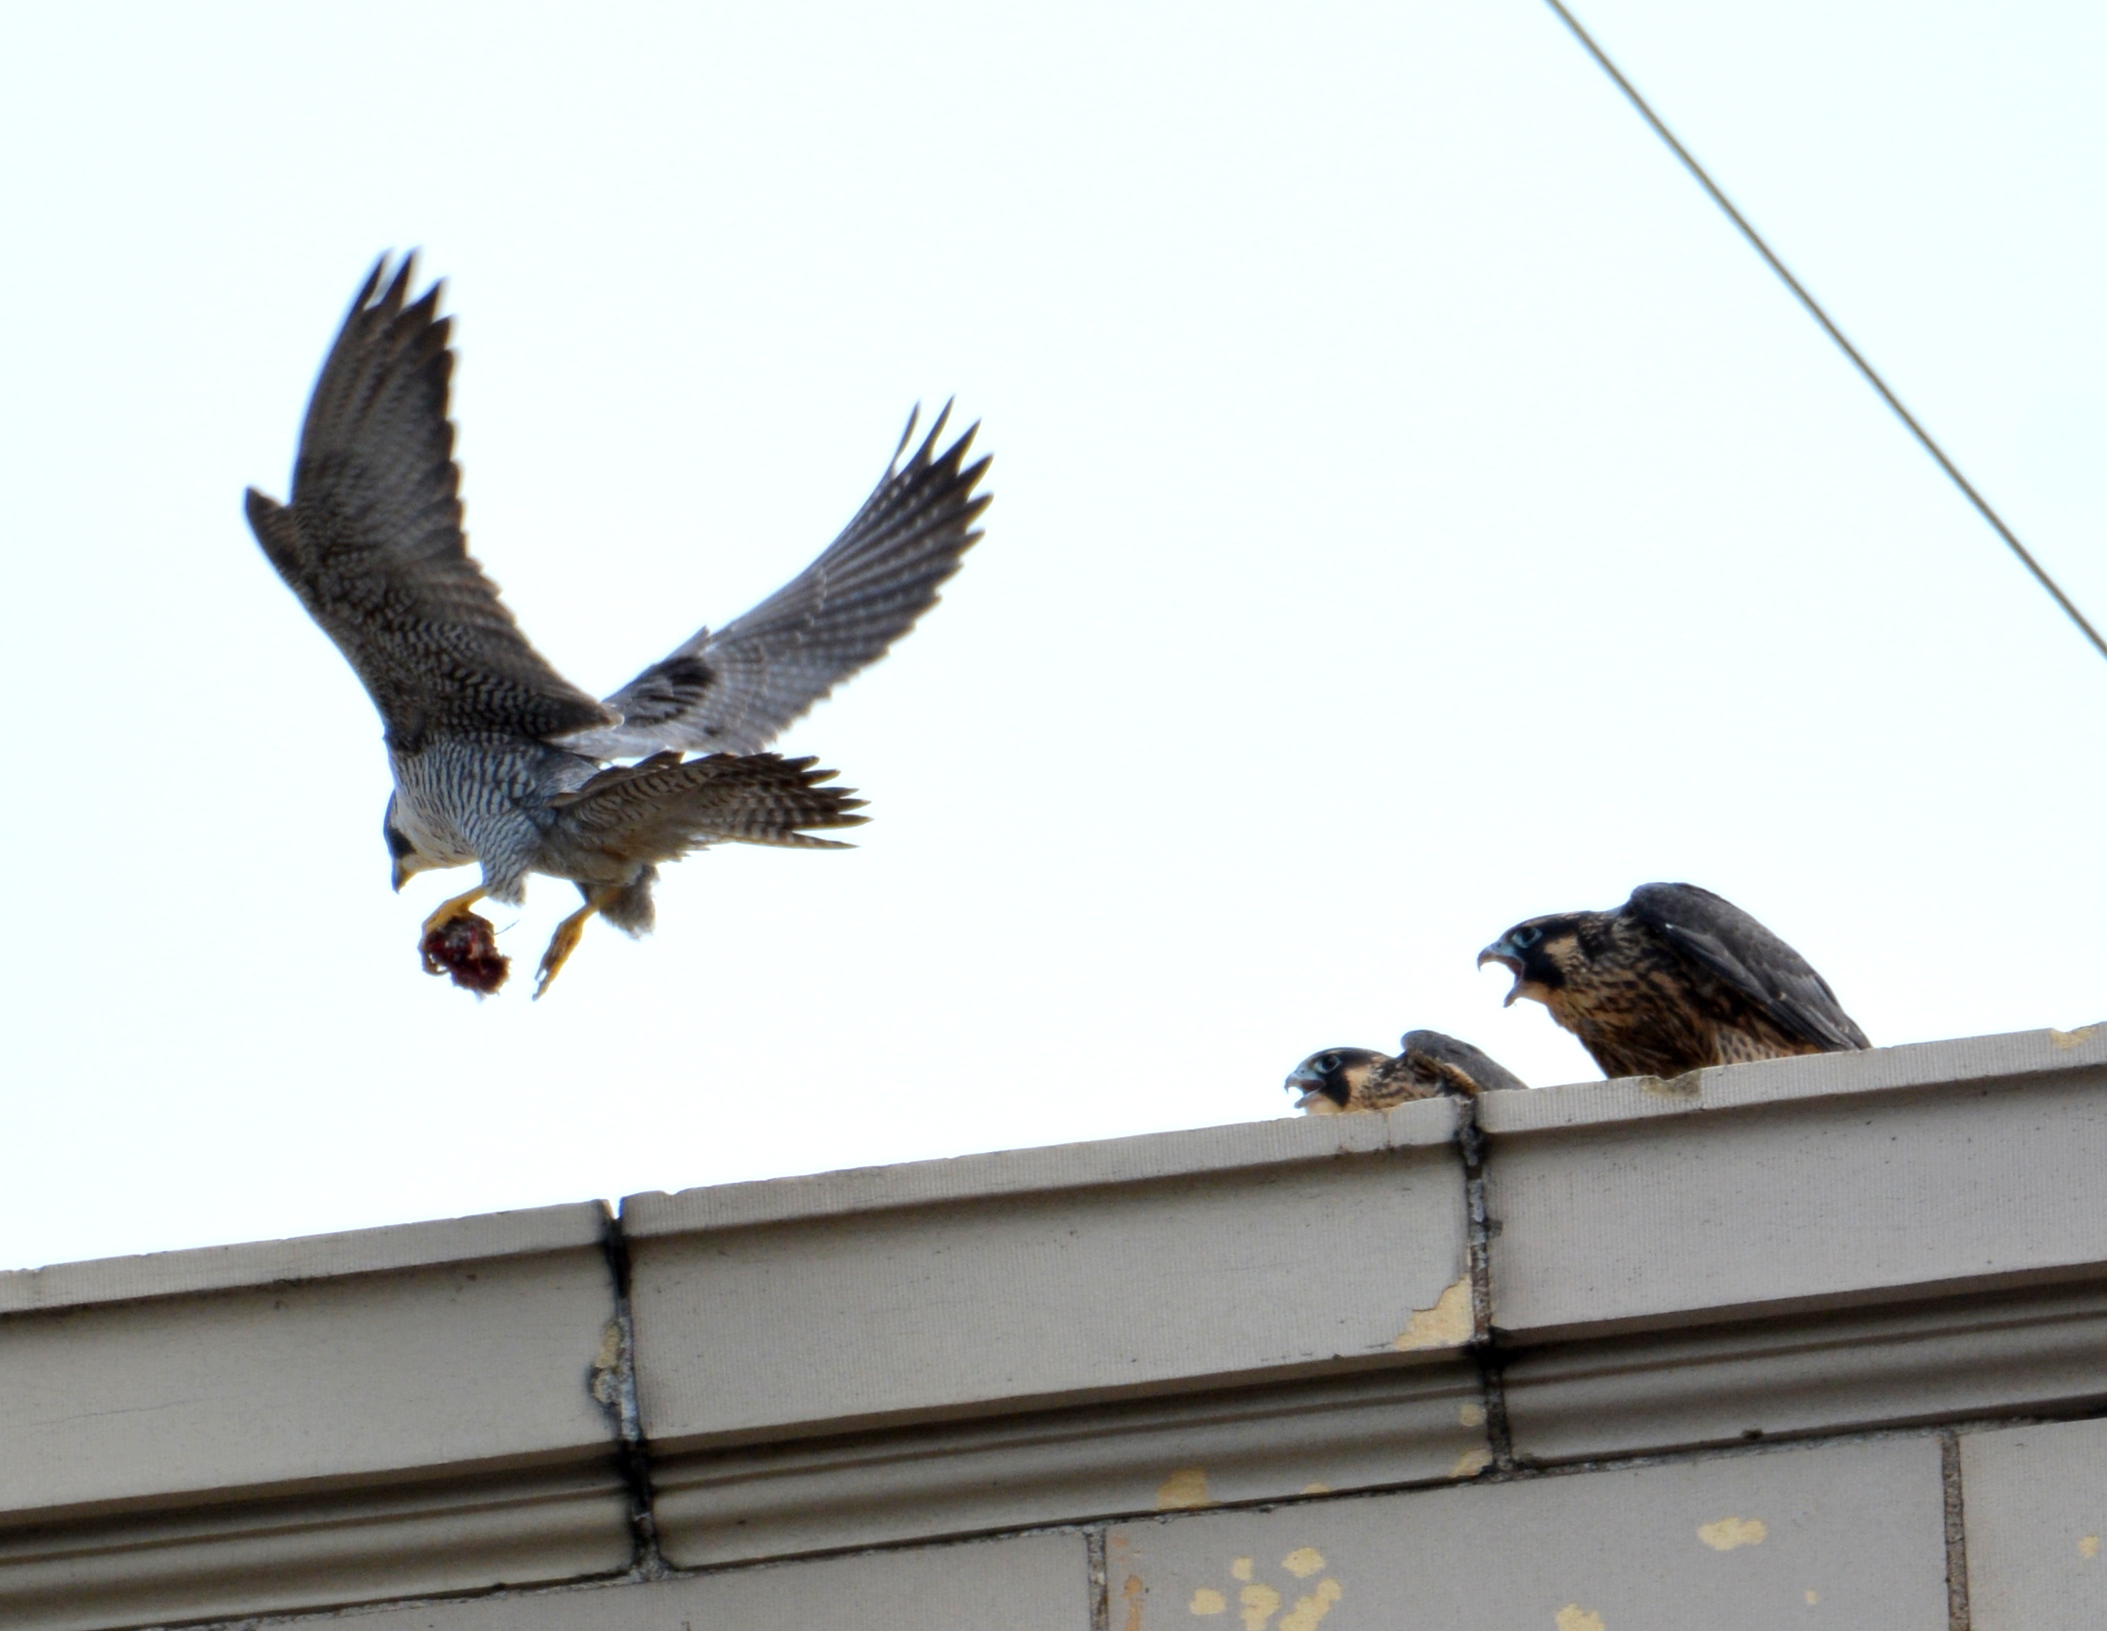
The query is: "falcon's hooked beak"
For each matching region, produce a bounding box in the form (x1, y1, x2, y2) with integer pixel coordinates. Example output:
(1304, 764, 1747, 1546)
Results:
(1477, 939, 1532, 1007)
(1285, 1061, 1341, 1115)
(392, 858, 412, 893)
(1284, 1050, 1363, 1114)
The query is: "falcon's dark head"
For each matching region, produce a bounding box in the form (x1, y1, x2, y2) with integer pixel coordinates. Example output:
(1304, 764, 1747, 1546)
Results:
(1478, 914, 1593, 1008)
(383, 795, 431, 892)
(1284, 1047, 1390, 1114)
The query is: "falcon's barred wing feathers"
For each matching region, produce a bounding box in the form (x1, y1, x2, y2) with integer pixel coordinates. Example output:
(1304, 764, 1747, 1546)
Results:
(244, 256, 614, 748)
(559, 403, 992, 759)
(1626, 883, 1870, 1052)
(1400, 1031, 1530, 1097)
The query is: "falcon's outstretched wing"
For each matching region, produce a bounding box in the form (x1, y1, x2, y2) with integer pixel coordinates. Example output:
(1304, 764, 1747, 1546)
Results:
(245, 255, 614, 750)
(559, 404, 991, 760)
(1626, 883, 1870, 1053)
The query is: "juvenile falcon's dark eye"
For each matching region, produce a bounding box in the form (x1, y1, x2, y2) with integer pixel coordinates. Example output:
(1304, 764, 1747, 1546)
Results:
(1317, 1053, 1339, 1072)
(1511, 926, 1542, 949)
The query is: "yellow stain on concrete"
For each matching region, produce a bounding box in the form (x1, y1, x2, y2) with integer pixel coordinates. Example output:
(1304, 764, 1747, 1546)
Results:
(592, 1321, 622, 1370)
(2050, 1025, 2100, 1049)
(1698, 1516, 1768, 1551)
(1300, 1483, 1333, 1496)
(1554, 1607, 1605, 1631)
(1156, 1469, 1215, 1510)
(1450, 1446, 1493, 1479)
(1804, 1590, 1818, 1605)
(1281, 1547, 1326, 1579)
(1393, 1277, 1474, 1350)
(1190, 1588, 1228, 1616)
(1278, 1578, 1343, 1631)
(1458, 1401, 1487, 1428)
(1231, 1557, 1254, 1582)
(2080, 1534, 2101, 1559)
(1239, 1580, 1283, 1630)
(1123, 1574, 1146, 1631)
(1642, 1070, 1702, 1099)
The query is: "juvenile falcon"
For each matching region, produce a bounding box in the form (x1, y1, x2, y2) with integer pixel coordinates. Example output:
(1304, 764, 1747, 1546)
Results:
(1478, 882, 1870, 1079)
(1286, 1031, 1528, 1113)
(247, 255, 991, 997)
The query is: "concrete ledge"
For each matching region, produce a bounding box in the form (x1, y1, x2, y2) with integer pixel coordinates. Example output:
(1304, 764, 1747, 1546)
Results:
(1504, 1280, 2107, 1464)
(620, 1098, 1463, 1236)
(3, 1030, 2105, 1627)
(0, 1202, 610, 1317)
(651, 1363, 1486, 1567)
(625, 1104, 1473, 1450)
(0, 1466, 630, 1631)
(1482, 1025, 2107, 1341)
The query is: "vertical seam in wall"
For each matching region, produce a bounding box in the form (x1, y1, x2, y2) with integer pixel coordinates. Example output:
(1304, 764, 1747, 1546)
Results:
(1457, 1099, 1514, 1472)
(1940, 1428, 1971, 1629)
(1086, 1526, 1111, 1631)
(597, 1203, 669, 1580)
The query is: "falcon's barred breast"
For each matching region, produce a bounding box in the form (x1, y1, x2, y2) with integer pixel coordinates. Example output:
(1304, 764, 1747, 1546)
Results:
(1478, 882, 1870, 1079)
(246, 255, 991, 996)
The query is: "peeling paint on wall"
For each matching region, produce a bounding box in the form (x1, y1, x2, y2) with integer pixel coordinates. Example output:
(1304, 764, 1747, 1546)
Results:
(1697, 1516, 1768, 1551)
(1239, 1580, 1282, 1629)
(1449, 1446, 1493, 1479)
(1156, 1469, 1214, 1510)
(1392, 1277, 1473, 1351)
(1277, 1577, 1342, 1630)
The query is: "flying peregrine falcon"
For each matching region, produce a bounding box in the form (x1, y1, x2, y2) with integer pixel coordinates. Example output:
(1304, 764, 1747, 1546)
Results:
(246, 256, 991, 997)
(1285, 1030, 1528, 1113)
(1478, 882, 1870, 1079)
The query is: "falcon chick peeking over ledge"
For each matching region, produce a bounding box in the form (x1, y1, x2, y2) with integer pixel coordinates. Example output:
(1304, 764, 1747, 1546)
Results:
(246, 256, 991, 997)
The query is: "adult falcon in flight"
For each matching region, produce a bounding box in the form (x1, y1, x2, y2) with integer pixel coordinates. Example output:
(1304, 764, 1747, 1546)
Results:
(246, 256, 990, 997)
(1286, 1030, 1528, 1113)
(1478, 882, 1870, 1079)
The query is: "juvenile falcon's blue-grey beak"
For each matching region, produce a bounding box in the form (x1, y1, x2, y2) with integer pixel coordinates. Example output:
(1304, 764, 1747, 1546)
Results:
(1477, 937, 1528, 1005)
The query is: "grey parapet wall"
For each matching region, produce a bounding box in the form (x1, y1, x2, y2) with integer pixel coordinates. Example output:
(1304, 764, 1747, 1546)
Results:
(1, 1027, 2105, 1630)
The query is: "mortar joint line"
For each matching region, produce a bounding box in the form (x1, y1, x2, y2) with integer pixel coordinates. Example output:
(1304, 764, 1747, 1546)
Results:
(1456, 1101, 1515, 1472)
(1086, 1526, 1112, 1631)
(597, 1205, 670, 1581)
(1939, 1428, 1972, 1630)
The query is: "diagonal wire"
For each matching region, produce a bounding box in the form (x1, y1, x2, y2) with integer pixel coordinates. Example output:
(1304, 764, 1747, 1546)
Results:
(1540, 0, 2107, 666)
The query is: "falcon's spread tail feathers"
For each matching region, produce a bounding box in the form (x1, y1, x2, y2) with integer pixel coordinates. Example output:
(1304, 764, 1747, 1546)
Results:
(547, 751, 868, 861)
(558, 403, 992, 760)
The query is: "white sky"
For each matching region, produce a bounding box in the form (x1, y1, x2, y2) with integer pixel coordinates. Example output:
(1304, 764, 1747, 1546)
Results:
(2, 1, 2102, 1272)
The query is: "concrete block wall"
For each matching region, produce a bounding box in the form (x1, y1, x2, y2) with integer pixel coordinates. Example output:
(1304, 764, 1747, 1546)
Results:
(2, 1026, 2105, 1628)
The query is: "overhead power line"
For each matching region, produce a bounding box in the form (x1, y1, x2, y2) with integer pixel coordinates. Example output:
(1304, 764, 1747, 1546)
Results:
(1541, 0, 2107, 668)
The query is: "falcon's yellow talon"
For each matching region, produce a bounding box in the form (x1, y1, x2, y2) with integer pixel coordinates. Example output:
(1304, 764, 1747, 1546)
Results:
(533, 890, 615, 1000)
(422, 886, 489, 938)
